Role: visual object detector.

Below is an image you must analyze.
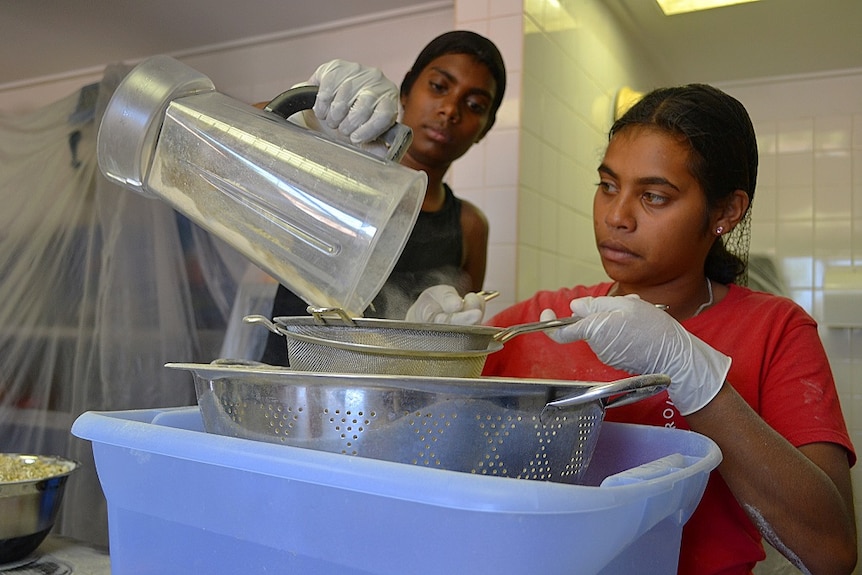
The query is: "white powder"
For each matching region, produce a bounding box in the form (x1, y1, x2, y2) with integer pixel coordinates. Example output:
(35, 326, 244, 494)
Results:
(744, 503, 811, 575)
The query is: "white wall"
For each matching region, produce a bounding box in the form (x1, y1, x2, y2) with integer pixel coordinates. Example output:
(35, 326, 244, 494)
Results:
(179, 9, 453, 106)
(445, 0, 524, 317)
(0, 7, 455, 113)
(516, 0, 669, 300)
(722, 72, 862, 557)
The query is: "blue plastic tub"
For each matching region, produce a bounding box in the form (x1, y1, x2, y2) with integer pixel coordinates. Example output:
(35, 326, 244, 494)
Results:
(72, 407, 720, 575)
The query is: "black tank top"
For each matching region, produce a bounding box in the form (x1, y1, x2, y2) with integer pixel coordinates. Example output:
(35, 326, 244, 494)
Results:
(260, 185, 468, 365)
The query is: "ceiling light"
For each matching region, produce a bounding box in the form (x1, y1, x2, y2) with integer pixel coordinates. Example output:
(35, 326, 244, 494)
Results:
(655, 0, 760, 16)
(614, 86, 645, 121)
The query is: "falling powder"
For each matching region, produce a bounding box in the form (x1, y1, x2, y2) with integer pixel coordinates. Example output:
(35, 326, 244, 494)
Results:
(743, 504, 812, 575)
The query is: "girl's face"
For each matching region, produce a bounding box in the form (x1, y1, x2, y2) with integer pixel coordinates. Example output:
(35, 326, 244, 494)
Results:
(400, 53, 496, 171)
(593, 126, 718, 288)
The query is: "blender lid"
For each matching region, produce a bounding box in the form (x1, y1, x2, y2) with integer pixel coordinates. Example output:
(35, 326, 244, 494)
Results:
(97, 55, 216, 197)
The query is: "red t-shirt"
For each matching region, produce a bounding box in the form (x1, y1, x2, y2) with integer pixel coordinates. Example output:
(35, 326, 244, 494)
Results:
(483, 282, 855, 575)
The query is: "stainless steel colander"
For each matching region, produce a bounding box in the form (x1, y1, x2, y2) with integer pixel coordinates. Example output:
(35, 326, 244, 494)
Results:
(167, 360, 669, 484)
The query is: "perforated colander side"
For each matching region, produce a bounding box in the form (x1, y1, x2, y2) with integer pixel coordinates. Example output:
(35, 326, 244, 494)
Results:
(396, 400, 606, 482)
(554, 404, 604, 482)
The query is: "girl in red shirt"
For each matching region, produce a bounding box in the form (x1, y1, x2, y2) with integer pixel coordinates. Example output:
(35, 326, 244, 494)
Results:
(409, 84, 857, 574)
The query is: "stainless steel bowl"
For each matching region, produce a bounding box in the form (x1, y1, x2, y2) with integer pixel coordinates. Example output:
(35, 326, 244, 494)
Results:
(0, 454, 79, 564)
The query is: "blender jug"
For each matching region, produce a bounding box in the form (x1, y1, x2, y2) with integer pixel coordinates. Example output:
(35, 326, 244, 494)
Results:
(97, 55, 426, 317)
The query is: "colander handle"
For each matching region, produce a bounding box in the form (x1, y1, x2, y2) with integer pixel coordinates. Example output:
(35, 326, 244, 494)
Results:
(540, 373, 669, 425)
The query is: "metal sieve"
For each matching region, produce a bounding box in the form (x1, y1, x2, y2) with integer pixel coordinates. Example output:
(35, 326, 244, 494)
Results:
(167, 360, 669, 484)
(243, 311, 581, 376)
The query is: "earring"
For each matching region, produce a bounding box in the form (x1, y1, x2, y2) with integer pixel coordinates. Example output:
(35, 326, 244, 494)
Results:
(715, 226, 724, 236)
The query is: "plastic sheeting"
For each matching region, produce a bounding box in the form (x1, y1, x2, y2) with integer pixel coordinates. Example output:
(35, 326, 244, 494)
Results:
(0, 64, 252, 547)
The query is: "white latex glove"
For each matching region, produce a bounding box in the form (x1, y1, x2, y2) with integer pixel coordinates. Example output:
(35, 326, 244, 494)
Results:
(304, 59, 399, 144)
(405, 285, 486, 326)
(539, 295, 730, 416)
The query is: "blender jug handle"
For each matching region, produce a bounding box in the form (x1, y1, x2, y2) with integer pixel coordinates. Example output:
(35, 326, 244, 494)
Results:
(264, 86, 412, 163)
(264, 85, 318, 118)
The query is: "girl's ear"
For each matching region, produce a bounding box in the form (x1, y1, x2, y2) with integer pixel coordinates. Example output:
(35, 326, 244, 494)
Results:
(715, 189, 750, 234)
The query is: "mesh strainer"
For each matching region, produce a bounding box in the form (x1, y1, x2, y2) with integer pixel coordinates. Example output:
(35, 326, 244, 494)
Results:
(167, 360, 669, 484)
(243, 312, 581, 376)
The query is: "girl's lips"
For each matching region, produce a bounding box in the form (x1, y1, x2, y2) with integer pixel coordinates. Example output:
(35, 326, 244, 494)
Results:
(598, 241, 638, 263)
(423, 125, 451, 144)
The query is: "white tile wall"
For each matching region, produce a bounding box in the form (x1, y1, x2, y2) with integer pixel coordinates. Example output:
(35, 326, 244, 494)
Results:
(451, 0, 523, 318)
(516, 0, 671, 298)
(724, 74, 862, 554)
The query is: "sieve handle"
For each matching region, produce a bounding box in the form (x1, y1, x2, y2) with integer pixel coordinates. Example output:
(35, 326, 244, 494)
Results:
(306, 307, 357, 325)
(492, 316, 582, 343)
(477, 290, 500, 302)
(494, 302, 668, 344)
(242, 314, 283, 335)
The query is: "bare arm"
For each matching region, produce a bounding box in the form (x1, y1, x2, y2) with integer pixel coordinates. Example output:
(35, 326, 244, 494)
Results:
(459, 199, 489, 293)
(687, 385, 857, 574)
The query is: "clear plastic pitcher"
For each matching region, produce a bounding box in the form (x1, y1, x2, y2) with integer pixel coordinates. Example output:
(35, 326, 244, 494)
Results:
(97, 55, 426, 316)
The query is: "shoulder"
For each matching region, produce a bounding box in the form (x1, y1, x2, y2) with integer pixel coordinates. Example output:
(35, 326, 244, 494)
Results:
(458, 197, 489, 237)
(690, 285, 817, 352)
(717, 284, 815, 327)
(690, 284, 828, 399)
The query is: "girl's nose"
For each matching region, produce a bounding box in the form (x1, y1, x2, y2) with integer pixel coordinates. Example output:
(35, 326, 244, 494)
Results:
(604, 195, 636, 230)
(438, 96, 461, 124)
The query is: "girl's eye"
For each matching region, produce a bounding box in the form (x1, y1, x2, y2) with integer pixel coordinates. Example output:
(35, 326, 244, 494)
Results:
(467, 101, 485, 114)
(466, 98, 489, 115)
(429, 80, 446, 93)
(467, 102, 488, 116)
(596, 180, 617, 193)
(642, 191, 669, 205)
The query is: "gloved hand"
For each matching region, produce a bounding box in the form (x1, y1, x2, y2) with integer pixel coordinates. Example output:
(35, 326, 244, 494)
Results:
(305, 59, 399, 144)
(539, 295, 730, 415)
(405, 285, 486, 325)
